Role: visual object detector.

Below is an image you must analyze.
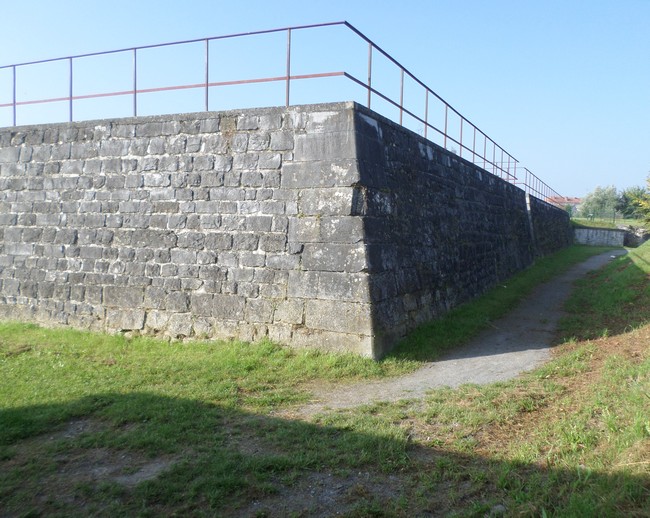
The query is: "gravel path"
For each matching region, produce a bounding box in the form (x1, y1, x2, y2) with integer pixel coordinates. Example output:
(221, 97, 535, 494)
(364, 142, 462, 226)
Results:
(297, 250, 627, 415)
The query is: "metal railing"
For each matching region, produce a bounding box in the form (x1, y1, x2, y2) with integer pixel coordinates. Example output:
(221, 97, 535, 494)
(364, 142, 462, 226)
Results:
(0, 21, 562, 204)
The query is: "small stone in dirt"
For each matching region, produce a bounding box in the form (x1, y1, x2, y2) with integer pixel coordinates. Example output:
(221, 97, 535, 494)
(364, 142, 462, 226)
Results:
(113, 459, 175, 487)
(487, 503, 507, 516)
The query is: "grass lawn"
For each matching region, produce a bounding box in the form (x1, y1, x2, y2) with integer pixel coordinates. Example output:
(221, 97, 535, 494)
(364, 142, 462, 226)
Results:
(1, 244, 648, 516)
(572, 217, 646, 229)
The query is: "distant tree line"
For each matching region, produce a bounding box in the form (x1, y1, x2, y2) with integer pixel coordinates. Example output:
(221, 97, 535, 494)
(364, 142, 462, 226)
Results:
(577, 178, 650, 223)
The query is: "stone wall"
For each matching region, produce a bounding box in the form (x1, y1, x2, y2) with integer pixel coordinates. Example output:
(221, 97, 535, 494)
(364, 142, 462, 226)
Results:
(574, 227, 625, 246)
(528, 194, 575, 255)
(0, 102, 573, 358)
(353, 106, 572, 356)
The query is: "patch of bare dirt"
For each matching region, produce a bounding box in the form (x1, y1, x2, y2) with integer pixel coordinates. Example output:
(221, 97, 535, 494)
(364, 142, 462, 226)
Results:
(48, 417, 106, 441)
(51, 447, 177, 489)
(1, 416, 179, 516)
(229, 470, 405, 518)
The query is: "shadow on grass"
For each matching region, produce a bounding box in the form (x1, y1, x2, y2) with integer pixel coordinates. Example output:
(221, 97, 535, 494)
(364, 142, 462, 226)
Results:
(1, 392, 648, 517)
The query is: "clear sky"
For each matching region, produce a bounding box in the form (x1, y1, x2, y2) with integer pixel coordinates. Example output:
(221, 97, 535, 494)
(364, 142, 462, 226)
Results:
(1, 0, 648, 197)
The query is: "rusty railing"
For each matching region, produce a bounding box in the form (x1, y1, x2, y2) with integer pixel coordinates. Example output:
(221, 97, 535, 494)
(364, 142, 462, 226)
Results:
(0, 21, 562, 204)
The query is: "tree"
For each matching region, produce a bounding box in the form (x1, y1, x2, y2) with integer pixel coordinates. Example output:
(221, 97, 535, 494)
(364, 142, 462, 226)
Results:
(634, 176, 650, 224)
(578, 185, 618, 218)
(616, 186, 647, 218)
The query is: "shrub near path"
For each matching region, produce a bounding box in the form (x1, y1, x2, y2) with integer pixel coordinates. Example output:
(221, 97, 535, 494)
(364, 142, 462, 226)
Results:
(0, 244, 648, 517)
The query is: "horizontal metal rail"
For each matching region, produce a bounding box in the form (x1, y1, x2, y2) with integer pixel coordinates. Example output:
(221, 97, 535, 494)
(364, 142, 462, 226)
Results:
(0, 72, 345, 108)
(0, 21, 342, 69)
(0, 20, 562, 204)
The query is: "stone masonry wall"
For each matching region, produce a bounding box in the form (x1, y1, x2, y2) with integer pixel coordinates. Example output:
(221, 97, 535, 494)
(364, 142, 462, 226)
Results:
(354, 106, 539, 356)
(528, 194, 574, 255)
(0, 103, 375, 355)
(0, 102, 573, 358)
(574, 228, 625, 247)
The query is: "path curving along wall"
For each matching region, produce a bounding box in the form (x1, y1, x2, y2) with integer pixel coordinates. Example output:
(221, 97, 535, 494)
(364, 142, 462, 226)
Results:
(0, 102, 573, 358)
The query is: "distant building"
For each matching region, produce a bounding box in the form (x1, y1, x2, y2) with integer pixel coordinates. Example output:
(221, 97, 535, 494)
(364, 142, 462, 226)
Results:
(546, 196, 581, 212)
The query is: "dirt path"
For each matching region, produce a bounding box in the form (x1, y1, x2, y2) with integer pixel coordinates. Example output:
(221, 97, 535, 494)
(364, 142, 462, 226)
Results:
(295, 250, 627, 416)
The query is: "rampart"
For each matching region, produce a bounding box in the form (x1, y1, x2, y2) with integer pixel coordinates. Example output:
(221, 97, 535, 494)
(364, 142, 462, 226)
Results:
(0, 102, 573, 358)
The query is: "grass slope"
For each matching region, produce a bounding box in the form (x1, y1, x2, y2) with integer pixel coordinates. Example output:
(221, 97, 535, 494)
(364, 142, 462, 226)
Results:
(572, 217, 644, 229)
(1, 244, 648, 516)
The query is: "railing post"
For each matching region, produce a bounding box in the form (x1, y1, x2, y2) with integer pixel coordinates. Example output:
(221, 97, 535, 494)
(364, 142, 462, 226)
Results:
(483, 134, 487, 170)
(132, 48, 138, 117)
(424, 90, 428, 139)
(68, 58, 73, 122)
(500, 149, 504, 178)
(367, 42, 372, 109)
(523, 169, 527, 193)
(399, 68, 404, 125)
(444, 105, 448, 149)
(285, 28, 292, 107)
(472, 127, 476, 163)
(12, 65, 16, 126)
(204, 38, 209, 112)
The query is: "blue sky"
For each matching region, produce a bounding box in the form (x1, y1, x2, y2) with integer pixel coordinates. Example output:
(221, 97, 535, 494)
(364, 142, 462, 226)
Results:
(1, 0, 649, 197)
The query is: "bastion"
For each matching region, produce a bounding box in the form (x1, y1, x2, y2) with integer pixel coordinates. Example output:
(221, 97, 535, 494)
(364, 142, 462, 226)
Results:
(0, 102, 572, 358)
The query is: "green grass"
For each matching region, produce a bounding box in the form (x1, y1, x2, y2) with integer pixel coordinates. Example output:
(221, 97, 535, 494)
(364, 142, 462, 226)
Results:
(1, 243, 648, 516)
(0, 326, 417, 432)
(559, 243, 650, 340)
(572, 217, 645, 229)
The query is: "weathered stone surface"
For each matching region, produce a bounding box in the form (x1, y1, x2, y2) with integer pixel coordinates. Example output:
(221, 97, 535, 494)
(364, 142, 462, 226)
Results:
(298, 188, 356, 216)
(166, 313, 193, 337)
(104, 286, 144, 308)
(574, 227, 624, 246)
(0, 102, 571, 358)
(302, 243, 367, 273)
(281, 160, 359, 189)
(106, 308, 145, 330)
(290, 327, 373, 357)
(305, 300, 373, 335)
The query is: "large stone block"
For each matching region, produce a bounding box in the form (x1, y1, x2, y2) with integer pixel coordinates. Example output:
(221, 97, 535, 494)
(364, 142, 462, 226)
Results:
(0, 147, 21, 163)
(166, 313, 194, 338)
(106, 308, 145, 330)
(317, 272, 370, 302)
(293, 131, 355, 163)
(212, 294, 245, 321)
(302, 243, 367, 273)
(291, 327, 373, 357)
(273, 299, 303, 324)
(190, 293, 214, 317)
(298, 188, 356, 216)
(305, 299, 373, 335)
(244, 298, 274, 323)
(104, 286, 144, 308)
(281, 160, 359, 189)
(269, 131, 294, 151)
